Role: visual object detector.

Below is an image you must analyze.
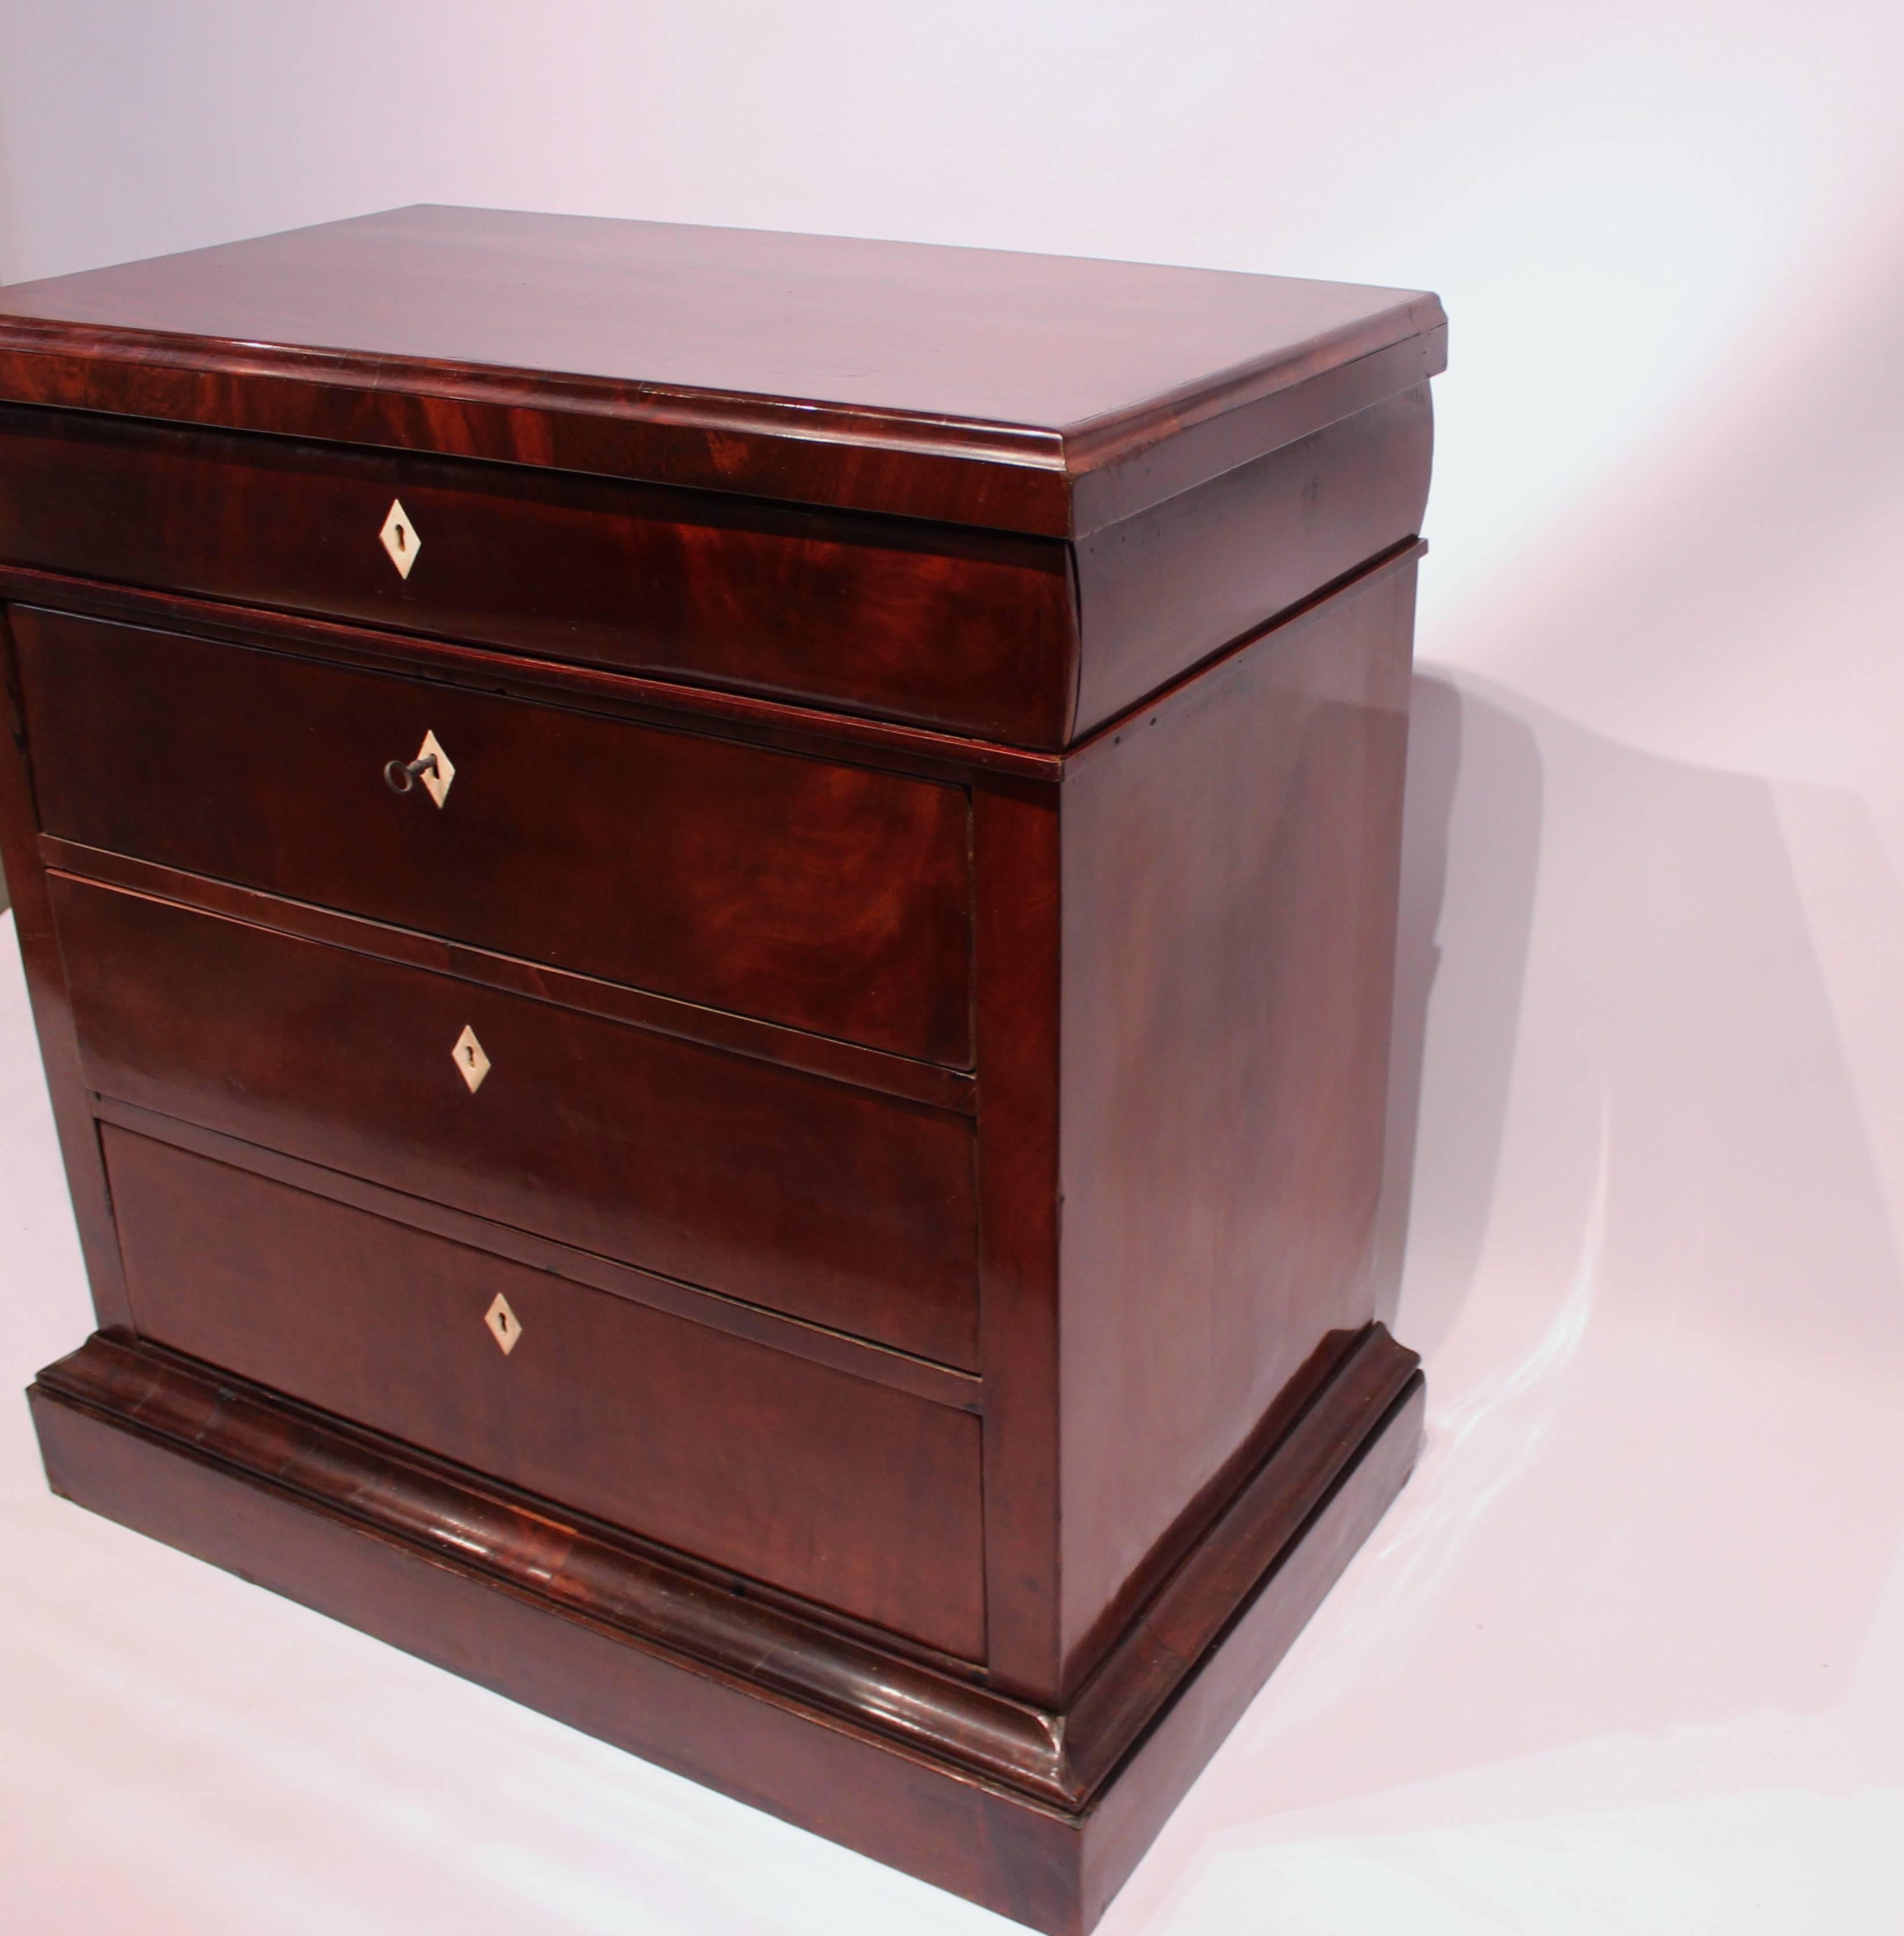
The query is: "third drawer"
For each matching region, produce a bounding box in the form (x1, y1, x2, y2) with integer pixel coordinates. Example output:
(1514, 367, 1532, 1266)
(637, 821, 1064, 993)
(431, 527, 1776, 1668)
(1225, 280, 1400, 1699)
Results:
(52, 874, 980, 1368)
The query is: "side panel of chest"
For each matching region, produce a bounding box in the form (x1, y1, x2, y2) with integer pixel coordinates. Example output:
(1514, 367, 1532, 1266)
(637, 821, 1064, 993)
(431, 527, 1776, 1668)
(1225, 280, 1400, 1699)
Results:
(1052, 556, 1418, 1688)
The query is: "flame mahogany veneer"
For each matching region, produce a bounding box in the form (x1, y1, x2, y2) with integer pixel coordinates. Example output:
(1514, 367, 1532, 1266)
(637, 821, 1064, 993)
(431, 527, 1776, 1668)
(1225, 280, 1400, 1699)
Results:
(3, 207, 1442, 1933)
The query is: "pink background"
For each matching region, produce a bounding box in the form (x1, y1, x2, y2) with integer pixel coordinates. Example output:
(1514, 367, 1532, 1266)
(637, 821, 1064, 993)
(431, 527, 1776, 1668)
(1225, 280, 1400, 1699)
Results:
(5, 2, 1904, 1928)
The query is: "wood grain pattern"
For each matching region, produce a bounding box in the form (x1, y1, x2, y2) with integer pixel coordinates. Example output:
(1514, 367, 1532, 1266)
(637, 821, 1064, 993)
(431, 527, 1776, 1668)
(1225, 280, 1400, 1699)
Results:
(1067, 1367, 1426, 1931)
(6, 206, 1443, 1933)
(1072, 385, 1432, 736)
(55, 876, 980, 1367)
(972, 776, 1066, 1698)
(0, 406, 1077, 743)
(91, 1098, 983, 1415)
(0, 205, 1446, 535)
(17, 603, 976, 1063)
(0, 388, 1435, 752)
(43, 839, 974, 1115)
(30, 1325, 1422, 1933)
(1055, 554, 1418, 1687)
(0, 559, 1065, 780)
(0, 611, 131, 1328)
(101, 1129, 988, 1657)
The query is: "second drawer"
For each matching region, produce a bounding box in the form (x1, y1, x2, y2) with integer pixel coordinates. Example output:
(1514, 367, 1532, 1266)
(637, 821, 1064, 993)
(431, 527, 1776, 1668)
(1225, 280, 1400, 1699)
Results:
(54, 876, 980, 1368)
(15, 604, 974, 1066)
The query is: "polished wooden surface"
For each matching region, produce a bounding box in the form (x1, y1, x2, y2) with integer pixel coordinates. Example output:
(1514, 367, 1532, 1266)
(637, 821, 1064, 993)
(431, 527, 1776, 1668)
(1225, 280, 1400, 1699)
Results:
(0, 406, 1077, 743)
(1072, 385, 1431, 736)
(971, 774, 1066, 1698)
(1070, 1368, 1426, 1932)
(5, 208, 1441, 1934)
(1055, 552, 1417, 1687)
(0, 205, 1446, 534)
(0, 556, 1066, 780)
(31, 1322, 1421, 1934)
(0, 608, 133, 1329)
(103, 1129, 987, 1657)
(95, 1097, 984, 1415)
(55, 876, 980, 1366)
(17, 603, 977, 1062)
(0, 385, 1437, 750)
(47, 839, 975, 1116)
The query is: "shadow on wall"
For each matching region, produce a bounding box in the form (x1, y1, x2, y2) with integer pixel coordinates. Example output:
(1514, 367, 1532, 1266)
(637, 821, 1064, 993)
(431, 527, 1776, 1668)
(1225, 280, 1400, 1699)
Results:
(1104, 665, 1904, 1927)
(1370, 671, 1543, 1358)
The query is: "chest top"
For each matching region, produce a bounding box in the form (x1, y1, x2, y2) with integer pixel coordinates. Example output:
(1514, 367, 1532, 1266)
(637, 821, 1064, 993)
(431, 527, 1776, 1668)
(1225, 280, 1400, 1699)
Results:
(0, 205, 1444, 537)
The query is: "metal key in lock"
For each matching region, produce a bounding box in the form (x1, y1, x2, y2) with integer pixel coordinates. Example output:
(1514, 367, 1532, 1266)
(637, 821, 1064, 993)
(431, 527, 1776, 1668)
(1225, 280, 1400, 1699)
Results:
(384, 729, 456, 807)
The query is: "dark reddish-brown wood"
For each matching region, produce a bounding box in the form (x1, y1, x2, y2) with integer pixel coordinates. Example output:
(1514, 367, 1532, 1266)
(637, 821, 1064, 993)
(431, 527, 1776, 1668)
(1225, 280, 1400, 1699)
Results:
(43, 838, 975, 1115)
(0, 404, 1077, 744)
(30, 1323, 1421, 1933)
(1055, 551, 1419, 1689)
(90, 1097, 984, 1415)
(1071, 385, 1431, 735)
(0, 205, 1445, 536)
(972, 775, 1066, 1698)
(6, 209, 1440, 1934)
(0, 609, 131, 1329)
(101, 1129, 986, 1657)
(16, 603, 975, 1064)
(0, 557, 1066, 780)
(53, 874, 979, 1368)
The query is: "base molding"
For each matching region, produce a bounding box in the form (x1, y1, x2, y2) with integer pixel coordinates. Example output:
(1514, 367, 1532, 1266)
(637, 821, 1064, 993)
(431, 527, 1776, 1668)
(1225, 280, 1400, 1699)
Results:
(28, 1324, 1422, 1934)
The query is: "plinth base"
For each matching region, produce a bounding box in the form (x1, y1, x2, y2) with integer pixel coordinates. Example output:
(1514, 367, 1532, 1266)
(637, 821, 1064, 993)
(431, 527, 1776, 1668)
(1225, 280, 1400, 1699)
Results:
(28, 1325, 1422, 1935)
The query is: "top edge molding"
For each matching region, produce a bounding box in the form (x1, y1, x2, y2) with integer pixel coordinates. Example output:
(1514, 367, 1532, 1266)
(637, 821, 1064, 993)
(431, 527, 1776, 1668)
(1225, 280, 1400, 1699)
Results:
(0, 207, 1446, 537)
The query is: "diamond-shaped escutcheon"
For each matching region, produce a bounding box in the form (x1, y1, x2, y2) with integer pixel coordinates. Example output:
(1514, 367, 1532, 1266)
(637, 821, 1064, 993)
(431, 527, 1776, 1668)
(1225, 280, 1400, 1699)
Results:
(484, 1292, 523, 1355)
(413, 729, 455, 808)
(452, 1024, 491, 1093)
(379, 498, 422, 579)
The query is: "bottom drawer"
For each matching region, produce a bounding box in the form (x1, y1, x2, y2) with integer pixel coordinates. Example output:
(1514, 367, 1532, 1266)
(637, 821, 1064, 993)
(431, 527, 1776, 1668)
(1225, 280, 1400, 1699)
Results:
(102, 1127, 986, 1661)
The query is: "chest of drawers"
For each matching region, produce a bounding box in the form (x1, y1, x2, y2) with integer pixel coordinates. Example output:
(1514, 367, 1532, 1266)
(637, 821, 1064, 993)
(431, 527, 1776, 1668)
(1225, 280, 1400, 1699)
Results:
(1, 207, 1442, 1934)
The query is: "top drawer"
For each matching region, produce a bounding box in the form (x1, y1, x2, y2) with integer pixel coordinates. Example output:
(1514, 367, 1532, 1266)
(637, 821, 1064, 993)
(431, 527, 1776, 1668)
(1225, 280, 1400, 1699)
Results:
(0, 404, 1076, 745)
(13, 606, 973, 1066)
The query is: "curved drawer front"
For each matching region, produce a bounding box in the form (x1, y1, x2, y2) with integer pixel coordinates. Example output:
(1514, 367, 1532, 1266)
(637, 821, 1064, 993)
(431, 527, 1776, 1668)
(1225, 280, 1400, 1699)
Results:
(15, 604, 973, 1066)
(0, 404, 1076, 745)
(102, 1126, 986, 1659)
(54, 877, 979, 1369)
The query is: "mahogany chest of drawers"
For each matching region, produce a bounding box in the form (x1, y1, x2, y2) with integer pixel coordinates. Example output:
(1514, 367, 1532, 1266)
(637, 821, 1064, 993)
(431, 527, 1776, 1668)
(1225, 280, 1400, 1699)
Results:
(0, 207, 1443, 1933)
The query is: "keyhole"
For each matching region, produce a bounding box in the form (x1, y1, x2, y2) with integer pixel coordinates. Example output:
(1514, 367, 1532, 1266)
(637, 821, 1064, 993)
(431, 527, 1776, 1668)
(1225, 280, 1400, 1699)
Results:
(496, 1310, 509, 1334)
(463, 1045, 475, 1067)
(394, 524, 406, 550)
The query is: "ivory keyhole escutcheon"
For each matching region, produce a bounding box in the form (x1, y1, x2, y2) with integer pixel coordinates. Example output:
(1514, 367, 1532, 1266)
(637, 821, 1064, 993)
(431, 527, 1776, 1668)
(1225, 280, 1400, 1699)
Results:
(484, 1293, 522, 1355)
(412, 729, 455, 807)
(379, 498, 422, 579)
(452, 1024, 491, 1093)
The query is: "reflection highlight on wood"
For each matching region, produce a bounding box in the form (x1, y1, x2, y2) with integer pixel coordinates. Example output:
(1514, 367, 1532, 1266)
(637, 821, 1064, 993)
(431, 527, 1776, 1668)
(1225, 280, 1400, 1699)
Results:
(5, 207, 1443, 1932)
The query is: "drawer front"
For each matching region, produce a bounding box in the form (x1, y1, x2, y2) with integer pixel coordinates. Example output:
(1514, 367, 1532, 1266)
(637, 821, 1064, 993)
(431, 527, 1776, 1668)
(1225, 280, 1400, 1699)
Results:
(16, 605, 973, 1066)
(103, 1126, 986, 1659)
(55, 877, 979, 1368)
(0, 403, 1076, 745)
